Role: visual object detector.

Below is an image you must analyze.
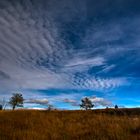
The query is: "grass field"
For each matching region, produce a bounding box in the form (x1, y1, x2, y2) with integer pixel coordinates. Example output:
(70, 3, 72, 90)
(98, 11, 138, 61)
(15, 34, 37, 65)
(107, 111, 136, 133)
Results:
(0, 109, 140, 140)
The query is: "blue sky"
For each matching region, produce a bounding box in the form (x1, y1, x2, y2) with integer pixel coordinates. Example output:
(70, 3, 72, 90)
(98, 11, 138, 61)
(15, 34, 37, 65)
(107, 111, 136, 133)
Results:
(0, 0, 140, 109)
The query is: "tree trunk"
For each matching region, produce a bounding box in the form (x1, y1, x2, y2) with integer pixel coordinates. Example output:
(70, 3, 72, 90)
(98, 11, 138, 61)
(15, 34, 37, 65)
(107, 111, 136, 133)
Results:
(13, 105, 15, 110)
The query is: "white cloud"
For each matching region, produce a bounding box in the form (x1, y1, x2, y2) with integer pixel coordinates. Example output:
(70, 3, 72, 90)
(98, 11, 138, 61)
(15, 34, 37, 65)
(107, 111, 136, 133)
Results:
(62, 56, 105, 73)
(25, 98, 49, 105)
(65, 56, 105, 67)
(89, 96, 113, 107)
(99, 64, 116, 73)
(72, 75, 128, 91)
(63, 98, 79, 106)
(63, 98, 77, 103)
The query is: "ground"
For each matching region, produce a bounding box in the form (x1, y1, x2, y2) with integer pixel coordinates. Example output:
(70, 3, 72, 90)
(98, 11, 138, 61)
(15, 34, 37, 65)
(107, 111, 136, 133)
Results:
(0, 108, 140, 140)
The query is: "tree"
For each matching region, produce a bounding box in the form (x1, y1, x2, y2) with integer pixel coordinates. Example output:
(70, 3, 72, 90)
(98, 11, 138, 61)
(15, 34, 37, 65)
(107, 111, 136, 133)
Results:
(80, 97, 94, 110)
(0, 98, 8, 110)
(0, 104, 2, 110)
(47, 104, 54, 111)
(115, 105, 118, 109)
(9, 93, 24, 110)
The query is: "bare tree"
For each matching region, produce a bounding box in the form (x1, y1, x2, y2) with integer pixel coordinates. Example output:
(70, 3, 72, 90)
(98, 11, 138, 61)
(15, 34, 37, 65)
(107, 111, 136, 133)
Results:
(9, 93, 24, 110)
(0, 98, 7, 110)
(80, 97, 94, 110)
(47, 104, 54, 111)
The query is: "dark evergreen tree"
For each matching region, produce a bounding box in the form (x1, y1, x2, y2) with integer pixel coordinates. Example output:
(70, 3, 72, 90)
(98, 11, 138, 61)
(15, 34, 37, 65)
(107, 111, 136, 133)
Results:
(115, 105, 118, 109)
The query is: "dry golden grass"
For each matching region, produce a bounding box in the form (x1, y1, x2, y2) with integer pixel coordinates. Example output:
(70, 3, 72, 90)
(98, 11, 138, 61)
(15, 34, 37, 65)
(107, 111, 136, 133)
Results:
(0, 109, 140, 140)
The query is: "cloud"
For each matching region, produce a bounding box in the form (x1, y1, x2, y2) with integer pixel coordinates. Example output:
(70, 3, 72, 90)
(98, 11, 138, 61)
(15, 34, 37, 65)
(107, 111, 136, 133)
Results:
(46, 93, 81, 103)
(72, 74, 128, 91)
(62, 96, 113, 108)
(62, 56, 105, 73)
(23, 92, 82, 109)
(0, 0, 71, 92)
(99, 64, 116, 73)
(65, 56, 105, 68)
(89, 96, 113, 107)
(63, 98, 79, 106)
(25, 99, 49, 105)
(0, 70, 10, 79)
(63, 98, 76, 103)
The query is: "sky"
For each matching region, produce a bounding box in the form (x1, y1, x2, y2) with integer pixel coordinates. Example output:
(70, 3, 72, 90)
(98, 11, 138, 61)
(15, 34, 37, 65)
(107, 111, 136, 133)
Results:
(0, 0, 140, 109)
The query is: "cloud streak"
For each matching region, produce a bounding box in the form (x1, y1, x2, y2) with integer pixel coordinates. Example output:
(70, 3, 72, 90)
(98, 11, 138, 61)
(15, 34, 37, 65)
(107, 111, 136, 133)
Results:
(89, 96, 113, 107)
(25, 99, 49, 105)
(63, 98, 79, 106)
